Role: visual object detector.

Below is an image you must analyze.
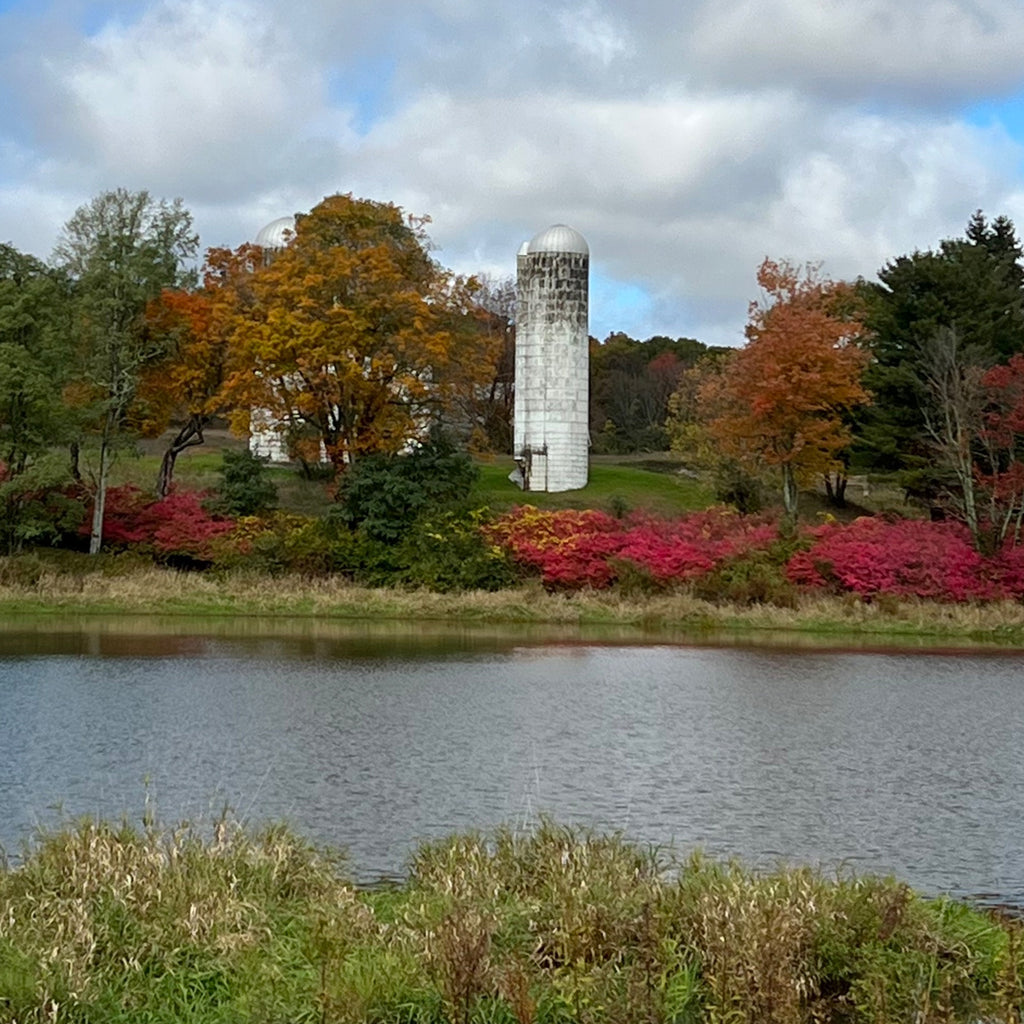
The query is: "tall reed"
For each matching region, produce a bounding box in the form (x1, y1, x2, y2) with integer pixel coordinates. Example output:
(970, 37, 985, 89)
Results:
(0, 817, 1020, 1022)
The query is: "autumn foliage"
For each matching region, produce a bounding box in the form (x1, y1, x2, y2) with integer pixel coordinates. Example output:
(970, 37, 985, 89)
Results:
(84, 485, 234, 562)
(220, 195, 497, 472)
(487, 506, 779, 590)
(486, 505, 1024, 602)
(702, 259, 870, 515)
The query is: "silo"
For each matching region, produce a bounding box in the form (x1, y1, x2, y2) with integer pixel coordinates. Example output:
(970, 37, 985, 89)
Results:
(249, 216, 296, 462)
(513, 224, 589, 492)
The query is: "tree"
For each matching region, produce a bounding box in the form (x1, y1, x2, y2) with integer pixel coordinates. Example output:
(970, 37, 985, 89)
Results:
(54, 189, 198, 552)
(465, 275, 516, 453)
(859, 211, 1024, 493)
(0, 244, 72, 476)
(703, 259, 870, 519)
(138, 245, 261, 496)
(590, 333, 710, 453)
(667, 351, 765, 512)
(223, 194, 494, 474)
(0, 244, 80, 551)
(977, 354, 1024, 547)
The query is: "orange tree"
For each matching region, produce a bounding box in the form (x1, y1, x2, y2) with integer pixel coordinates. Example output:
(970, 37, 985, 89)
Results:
(136, 245, 261, 496)
(221, 194, 495, 474)
(705, 258, 870, 519)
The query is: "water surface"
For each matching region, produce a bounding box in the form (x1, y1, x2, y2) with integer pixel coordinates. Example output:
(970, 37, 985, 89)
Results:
(1, 621, 1021, 907)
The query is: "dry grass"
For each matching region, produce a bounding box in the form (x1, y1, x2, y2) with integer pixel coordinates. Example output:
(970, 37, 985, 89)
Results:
(2, 818, 1021, 1023)
(2, 562, 1024, 647)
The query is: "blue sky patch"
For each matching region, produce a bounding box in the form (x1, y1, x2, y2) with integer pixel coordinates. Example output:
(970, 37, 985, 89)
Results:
(965, 90, 1024, 143)
(328, 55, 397, 136)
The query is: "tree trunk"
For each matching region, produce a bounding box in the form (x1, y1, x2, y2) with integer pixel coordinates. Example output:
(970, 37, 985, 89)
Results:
(823, 470, 848, 508)
(156, 415, 206, 497)
(781, 462, 799, 519)
(89, 436, 110, 555)
(89, 409, 117, 555)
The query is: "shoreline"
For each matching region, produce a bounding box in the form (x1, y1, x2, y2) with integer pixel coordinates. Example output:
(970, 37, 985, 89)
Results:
(3, 566, 1024, 649)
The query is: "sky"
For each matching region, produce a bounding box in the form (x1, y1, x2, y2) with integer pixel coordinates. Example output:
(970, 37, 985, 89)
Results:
(2, 0, 1024, 346)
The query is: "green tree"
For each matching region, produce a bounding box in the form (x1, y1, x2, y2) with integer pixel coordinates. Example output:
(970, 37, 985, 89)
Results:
(590, 333, 712, 453)
(211, 448, 278, 517)
(0, 244, 81, 552)
(859, 211, 1024, 496)
(0, 245, 72, 475)
(53, 189, 198, 553)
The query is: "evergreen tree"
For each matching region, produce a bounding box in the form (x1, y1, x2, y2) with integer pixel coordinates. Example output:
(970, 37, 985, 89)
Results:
(858, 211, 1024, 496)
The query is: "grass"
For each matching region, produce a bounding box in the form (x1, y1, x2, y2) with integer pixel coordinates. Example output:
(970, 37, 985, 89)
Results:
(470, 456, 713, 517)
(122, 428, 908, 523)
(3, 557, 1024, 647)
(115, 442, 713, 520)
(1, 816, 1020, 1023)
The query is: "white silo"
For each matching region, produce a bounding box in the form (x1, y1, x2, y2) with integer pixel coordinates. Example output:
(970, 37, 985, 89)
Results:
(512, 224, 589, 492)
(249, 216, 296, 462)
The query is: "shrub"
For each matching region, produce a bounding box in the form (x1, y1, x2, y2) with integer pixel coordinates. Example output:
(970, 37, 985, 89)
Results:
(691, 541, 801, 606)
(785, 517, 1001, 602)
(212, 512, 331, 575)
(324, 509, 517, 592)
(210, 448, 278, 517)
(334, 437, 479, 543)
(85, 486, 235, 564)
(402, 510, 519, 592)
(0, 456, 86, 554)
(488, 506, 778, 591)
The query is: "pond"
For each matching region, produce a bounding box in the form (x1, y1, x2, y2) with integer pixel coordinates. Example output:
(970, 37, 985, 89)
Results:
(1, 618, 1022, 908)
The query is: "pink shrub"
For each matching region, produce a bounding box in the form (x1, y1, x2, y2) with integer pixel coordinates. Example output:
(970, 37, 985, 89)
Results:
(84, 486, 234, 561)
(487, 506, 779, 590)
(785, 517, 1001, 602)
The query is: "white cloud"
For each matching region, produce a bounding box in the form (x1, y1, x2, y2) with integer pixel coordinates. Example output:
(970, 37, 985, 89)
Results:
(53, 0, 351, 200)
(684, 0, 1024, 103)
(3, 0, 1024, 344)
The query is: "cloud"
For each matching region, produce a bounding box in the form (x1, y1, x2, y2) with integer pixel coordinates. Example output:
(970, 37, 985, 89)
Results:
(3, 0, 1024, 345)
(46, 0, 351, 200)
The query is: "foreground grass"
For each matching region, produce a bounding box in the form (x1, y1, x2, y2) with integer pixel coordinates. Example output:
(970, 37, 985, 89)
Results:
(2, 558, 1024, 645)
(1, 818, 1020, 1024)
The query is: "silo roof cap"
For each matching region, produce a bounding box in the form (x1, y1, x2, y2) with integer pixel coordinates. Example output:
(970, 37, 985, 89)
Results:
(526, 223, 588, 255)
(254, 215, 296, 249)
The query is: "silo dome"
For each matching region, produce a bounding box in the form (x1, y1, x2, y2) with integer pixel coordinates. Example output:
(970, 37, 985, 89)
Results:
(254, 215, 296, 250)
(526, 223, 588, 256)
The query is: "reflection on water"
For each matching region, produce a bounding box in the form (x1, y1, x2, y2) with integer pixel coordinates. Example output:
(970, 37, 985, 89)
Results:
(1, 619, 1023, 908)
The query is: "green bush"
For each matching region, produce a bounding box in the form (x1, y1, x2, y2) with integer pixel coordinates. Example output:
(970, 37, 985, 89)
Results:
(209, 449, 278, 517)
(326, 509, 518, 592)
(334, 437, 479, 543)
(691, 541, 802, 606)
(400, 510, 519, 592)
(0, 455, 85, 554)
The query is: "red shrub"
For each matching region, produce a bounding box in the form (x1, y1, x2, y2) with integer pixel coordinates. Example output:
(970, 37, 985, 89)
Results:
(83, 486, 234, 561)
(785, 517, 1002, 602)
(487, 506, 778, 590)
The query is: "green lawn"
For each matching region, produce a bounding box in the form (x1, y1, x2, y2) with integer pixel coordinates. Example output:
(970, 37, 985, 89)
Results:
(113, 437, 907, 522)
(471, 456, 713, 515)
(112, 434, 715, 519)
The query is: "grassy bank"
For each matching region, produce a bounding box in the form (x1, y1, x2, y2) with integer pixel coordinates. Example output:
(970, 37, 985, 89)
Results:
(1, 817, 1020, 1024)
(3, 560, 1024, 646)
